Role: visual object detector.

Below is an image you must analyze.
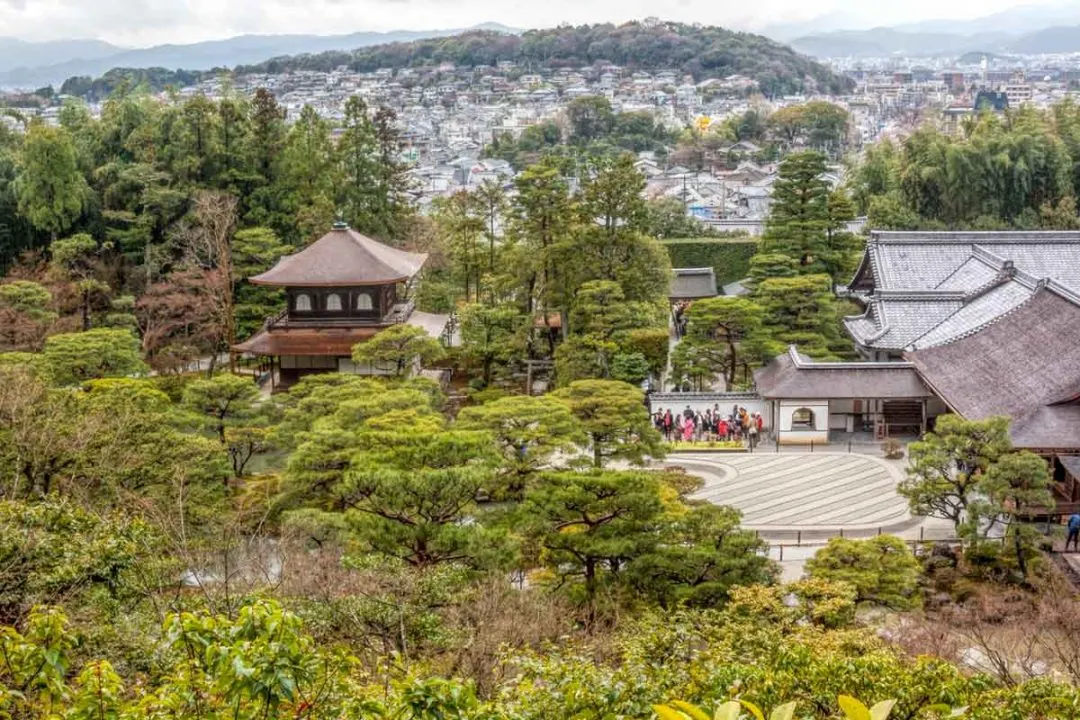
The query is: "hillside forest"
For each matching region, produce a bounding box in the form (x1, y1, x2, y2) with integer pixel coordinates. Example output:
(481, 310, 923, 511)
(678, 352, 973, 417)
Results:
(55, 21, 853, 101)
(4, 80, 1080, 718)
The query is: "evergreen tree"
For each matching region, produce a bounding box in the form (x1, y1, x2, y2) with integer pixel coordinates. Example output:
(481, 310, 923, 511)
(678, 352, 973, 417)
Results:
(682, 296, 766, 387)
(755, 274, 846, 359)
(761, 150, 831, 277)
(277, 106, 338, 243)
(337, 95, 381, 234)
(15, 122, 89, 241)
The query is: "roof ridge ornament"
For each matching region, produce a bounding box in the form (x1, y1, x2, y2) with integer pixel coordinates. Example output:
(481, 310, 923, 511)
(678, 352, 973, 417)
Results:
(332, 213, 349, 230)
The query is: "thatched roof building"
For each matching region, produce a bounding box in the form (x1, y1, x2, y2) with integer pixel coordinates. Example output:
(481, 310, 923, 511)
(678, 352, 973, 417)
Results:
(755, 346, 932, 400)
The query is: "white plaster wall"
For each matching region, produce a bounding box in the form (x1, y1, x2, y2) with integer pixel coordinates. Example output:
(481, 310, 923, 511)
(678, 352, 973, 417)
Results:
(778, 399, 829, 444)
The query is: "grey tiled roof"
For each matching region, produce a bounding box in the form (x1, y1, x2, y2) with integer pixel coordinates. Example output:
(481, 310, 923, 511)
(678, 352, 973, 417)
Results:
(874, 244, 975, 289)
(906, 287, 1080, 450)
(846, 296, 963, 349)
(934, 255, 1000, 290)
(849, 231, 1080, 351)
(867, 232, 1080, 293)
(908, 281, 1031, 349)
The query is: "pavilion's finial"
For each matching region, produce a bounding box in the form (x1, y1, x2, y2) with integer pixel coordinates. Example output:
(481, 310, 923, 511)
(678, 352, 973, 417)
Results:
(332, 212, 348, 230)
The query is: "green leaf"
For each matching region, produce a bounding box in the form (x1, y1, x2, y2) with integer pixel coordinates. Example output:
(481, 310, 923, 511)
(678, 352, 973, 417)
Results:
(870, 699, 896, 720)
(654, 705, 690, 720)
(231, 656, 252, 678)
(739, 699, 765, 720)
(670, 701, 712, 720)
(713, 701, 743, 720)
(770, 702, 797, 720)
(837, 696, 871, 720)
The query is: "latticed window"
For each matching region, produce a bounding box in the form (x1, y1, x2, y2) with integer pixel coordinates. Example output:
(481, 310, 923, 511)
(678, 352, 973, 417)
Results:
(356, 293, 373, 311)
(294, 294, 312, 312)
(326, 293, 343, 311)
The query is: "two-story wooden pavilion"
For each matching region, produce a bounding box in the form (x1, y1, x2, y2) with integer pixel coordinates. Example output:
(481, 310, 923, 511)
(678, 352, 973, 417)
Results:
(233, 221, 449, 389)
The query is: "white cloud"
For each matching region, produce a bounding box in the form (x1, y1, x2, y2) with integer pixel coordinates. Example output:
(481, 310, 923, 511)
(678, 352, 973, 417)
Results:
(0, 0, 1039, 46)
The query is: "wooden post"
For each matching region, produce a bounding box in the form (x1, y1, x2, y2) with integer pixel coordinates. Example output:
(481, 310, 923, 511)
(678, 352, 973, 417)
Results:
(920, 398, 927, 436)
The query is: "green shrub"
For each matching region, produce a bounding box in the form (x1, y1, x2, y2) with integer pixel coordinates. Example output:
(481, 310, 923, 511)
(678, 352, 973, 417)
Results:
(805, 535, 923, 610)
(623, 328, 671, 377)
(662, 237, 759, 286)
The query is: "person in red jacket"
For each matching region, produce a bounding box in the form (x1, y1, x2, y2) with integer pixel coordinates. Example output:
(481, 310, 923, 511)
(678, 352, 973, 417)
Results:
(717, 418, 729, 440)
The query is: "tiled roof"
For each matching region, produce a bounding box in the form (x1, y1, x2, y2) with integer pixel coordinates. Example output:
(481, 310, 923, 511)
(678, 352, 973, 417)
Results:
(849, 230, 1080, 351)
(250, 224, 428, 287)
(866, 231, 1080, 293)
(907, 281, 1031, 349)
(906, 287, 1080, 450)
(934, 254, 1000, 290)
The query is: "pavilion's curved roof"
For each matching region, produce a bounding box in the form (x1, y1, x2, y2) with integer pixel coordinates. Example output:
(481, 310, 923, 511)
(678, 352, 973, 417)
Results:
(250, 224, 427, 287)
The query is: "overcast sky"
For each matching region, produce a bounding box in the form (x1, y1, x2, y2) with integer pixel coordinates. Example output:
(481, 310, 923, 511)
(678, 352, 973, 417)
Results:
(0, 0, 1050, 46)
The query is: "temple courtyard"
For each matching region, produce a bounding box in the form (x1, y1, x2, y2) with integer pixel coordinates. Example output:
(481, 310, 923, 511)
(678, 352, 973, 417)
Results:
(668, 452, 952, 537)
(667, 452, 956, 580)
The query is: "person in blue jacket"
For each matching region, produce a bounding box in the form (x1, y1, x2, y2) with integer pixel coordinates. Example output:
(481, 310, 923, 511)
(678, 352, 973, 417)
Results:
(1067, 512, 1080, 552)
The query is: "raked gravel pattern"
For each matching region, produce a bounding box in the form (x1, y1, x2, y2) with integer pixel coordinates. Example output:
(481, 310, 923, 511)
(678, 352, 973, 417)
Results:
(669, 453, 912, 531)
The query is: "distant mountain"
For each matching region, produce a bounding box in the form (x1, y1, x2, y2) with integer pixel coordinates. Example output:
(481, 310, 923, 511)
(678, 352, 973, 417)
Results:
(0, 38, 123, 76)
(1007, 25, 1080, 54)
(792, 22, 1080, 58)
(0, 25, 520, 90)
(791, 28, 1010, 58)
(760, 12, 870, 42)
(784, 0, 1080, 57)
(893, 3, 1080, 36)
(230, 22, 853, 97)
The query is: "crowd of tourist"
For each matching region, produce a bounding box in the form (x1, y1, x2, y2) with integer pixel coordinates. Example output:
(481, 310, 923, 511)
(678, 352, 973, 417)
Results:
(653, 404, 765, 447)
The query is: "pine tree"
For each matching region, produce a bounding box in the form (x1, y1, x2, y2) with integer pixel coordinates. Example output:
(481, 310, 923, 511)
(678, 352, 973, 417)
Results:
(761, 150, 831, 276)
